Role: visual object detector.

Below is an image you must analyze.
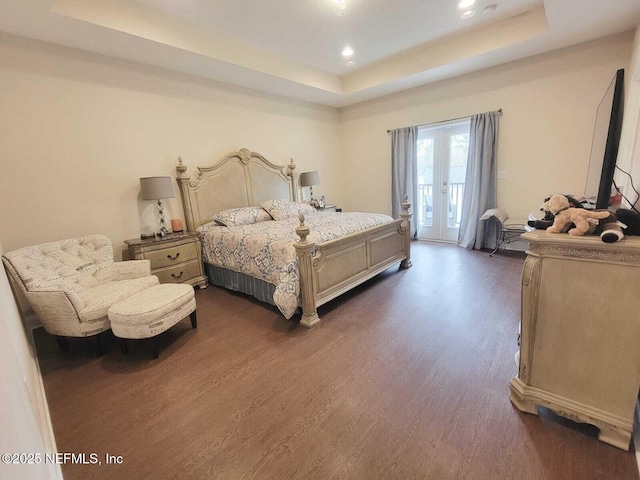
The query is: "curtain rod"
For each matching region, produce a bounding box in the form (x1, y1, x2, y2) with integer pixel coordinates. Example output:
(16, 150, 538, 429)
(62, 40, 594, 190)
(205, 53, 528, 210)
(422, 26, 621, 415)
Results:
(386, 108, 502, 133)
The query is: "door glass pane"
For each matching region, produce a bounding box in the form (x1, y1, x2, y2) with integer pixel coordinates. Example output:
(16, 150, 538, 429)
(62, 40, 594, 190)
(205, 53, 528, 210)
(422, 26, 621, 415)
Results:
(448, 133, 469, 228)
(417, 138, 434, 228)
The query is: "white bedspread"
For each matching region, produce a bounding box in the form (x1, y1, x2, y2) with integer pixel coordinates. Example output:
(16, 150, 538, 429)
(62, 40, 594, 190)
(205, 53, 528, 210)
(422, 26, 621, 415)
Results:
(197, 212, 394, 318)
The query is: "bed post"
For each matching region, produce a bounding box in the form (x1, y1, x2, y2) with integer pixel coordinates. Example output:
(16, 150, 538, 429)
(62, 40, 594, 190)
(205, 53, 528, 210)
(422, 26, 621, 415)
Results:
(176, 156, 196, 232)
(400, 194, 412, 269)
(294, 214, 320, 328)
(286, 158, 300, 202)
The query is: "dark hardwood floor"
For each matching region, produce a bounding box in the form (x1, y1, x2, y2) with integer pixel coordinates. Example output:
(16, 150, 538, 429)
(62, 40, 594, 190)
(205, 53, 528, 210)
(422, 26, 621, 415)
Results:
(34, 242, 638, 480)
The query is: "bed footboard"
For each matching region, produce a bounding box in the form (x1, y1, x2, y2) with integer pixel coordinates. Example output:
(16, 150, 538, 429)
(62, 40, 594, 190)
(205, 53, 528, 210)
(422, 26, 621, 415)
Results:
(294, 197, 411, 328)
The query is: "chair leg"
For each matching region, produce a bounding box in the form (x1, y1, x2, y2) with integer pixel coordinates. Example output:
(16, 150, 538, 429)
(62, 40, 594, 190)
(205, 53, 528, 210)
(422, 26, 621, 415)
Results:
(55, 335, 70, 351)
(93, 334, 104, 357)
(190, 310, 197, 329)
(150, 337, 159, 359)
(119, 338, 129, 355)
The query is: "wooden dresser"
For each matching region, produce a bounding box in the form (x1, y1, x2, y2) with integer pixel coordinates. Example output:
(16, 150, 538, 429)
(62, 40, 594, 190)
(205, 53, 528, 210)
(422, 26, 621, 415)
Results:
(125, 233, 208, 289)
(510, 231, 640, 450)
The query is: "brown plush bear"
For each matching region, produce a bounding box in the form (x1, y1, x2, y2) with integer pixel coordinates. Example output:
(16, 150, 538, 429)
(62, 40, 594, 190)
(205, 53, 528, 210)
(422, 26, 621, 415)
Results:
(544, 195, 611, 236)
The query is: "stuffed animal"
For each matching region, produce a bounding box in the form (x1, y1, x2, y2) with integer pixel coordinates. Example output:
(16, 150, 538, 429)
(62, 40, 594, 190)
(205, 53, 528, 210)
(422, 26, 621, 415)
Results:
(528, 194, 584, 230)
(616, 209, 640, 236)
(598, 212, 624, 243)
(544, 195, 611, 236)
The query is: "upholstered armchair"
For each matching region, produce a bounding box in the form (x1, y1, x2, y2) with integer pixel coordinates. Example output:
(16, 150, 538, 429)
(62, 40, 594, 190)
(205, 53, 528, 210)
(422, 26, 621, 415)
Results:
(2, 234, 159, 354)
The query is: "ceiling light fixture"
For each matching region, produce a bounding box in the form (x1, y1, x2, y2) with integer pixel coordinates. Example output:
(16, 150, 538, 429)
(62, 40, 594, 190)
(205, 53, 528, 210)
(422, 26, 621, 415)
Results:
(482, 4, 497, 14)
(346, 60, 356, 66)
(458, 0, 476, 9)
(332, 0, 347, 16)
(460, 9, 476, 19)
(342, 46, 354, 58)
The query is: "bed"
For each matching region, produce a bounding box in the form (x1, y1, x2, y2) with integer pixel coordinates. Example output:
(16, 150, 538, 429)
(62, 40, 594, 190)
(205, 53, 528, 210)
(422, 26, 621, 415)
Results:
(176, 148, 412, 327)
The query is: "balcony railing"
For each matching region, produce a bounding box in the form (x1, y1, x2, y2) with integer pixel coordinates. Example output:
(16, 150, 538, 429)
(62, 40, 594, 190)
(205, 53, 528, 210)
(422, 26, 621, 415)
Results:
(418, 182, 465, 228)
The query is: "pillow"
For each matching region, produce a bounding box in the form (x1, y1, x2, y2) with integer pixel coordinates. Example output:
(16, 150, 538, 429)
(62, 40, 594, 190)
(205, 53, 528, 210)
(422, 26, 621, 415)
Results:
(260, 199, 316, 221)
(212, 207, 272, 227)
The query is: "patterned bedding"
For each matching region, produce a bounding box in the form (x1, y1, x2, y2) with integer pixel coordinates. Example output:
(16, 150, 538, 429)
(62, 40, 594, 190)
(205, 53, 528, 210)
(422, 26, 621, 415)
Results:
(197, 212, 394, 318)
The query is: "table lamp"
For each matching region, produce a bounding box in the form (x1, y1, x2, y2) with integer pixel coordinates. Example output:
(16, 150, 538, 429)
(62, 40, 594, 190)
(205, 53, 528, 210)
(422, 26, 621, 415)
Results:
(300, 171, 320, 202)
(140, 176, 175, 237)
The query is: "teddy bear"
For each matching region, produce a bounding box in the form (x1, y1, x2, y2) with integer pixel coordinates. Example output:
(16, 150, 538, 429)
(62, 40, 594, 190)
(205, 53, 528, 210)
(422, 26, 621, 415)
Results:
(544, 195, 612, 236)
(527, 194, 584, 230)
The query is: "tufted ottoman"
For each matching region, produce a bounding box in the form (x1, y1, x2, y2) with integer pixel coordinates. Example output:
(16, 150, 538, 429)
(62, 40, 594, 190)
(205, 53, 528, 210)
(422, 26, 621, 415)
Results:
(108, 283, 197, 358)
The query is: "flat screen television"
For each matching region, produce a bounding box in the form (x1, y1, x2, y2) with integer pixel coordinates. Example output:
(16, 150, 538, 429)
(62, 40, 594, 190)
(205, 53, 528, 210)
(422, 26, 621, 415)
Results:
(584, 69, 624, 209)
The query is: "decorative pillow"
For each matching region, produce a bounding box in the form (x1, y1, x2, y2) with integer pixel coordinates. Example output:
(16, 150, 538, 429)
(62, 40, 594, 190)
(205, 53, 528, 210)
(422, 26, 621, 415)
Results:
(259, 199, 316, 221)
(212, 207, 273, 227)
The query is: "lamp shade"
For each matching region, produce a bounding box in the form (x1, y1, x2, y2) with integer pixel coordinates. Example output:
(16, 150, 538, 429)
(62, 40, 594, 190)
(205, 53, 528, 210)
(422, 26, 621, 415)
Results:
(139, 176, 175, 200)
(300, 171, 320, 187)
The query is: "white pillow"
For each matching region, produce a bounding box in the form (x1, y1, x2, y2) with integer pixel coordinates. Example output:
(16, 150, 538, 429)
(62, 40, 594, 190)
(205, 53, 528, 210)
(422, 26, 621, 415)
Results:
(259, 199, 316, 221)
(212, 207, 272, 227)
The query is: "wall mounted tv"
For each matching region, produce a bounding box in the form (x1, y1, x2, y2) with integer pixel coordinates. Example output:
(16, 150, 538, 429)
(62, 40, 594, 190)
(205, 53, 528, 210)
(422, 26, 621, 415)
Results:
(584, 69, 624, 209)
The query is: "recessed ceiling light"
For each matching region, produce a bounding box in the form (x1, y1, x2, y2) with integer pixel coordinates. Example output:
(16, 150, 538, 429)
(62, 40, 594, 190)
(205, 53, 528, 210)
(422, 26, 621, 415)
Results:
(460, 9, 476, 19)
(346, 60, 356, 66)
(342, 46, 354, 58)
(482, 4, 497, 14)
(332, 0, 347, 16)
(458, 0, 476, 9)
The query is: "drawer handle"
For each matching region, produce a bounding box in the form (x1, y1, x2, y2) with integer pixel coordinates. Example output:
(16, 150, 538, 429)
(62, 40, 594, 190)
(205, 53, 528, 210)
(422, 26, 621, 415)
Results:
(167, 252, 180, 260)
(171, 271, 184, 279)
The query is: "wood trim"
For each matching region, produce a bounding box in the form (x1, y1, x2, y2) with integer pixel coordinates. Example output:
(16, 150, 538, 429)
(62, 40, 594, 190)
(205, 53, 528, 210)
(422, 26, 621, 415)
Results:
(27, 325, 64, 479)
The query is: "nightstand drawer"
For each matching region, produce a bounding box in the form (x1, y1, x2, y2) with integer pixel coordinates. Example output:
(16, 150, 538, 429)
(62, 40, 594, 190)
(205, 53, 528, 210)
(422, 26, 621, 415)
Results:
(154, 260, 201, 284)
(146, 242, 198, 269)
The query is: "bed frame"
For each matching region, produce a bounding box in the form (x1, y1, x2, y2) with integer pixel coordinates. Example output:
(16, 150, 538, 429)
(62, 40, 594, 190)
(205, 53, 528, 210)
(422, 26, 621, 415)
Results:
(176, 148, 412, 327)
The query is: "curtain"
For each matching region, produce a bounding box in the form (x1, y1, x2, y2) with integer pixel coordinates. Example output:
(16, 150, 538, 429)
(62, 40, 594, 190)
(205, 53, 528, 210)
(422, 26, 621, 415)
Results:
(458, 110, 501, 250)
(391, 126, 419, 239)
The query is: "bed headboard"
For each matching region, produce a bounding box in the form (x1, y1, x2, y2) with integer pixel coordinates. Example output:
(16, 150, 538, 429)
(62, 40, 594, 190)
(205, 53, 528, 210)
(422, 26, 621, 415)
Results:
(176, 148, 298, 231)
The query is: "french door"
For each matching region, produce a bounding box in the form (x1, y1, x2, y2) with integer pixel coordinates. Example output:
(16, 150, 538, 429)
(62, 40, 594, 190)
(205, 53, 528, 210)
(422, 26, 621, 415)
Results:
(416, 121, 470, 242)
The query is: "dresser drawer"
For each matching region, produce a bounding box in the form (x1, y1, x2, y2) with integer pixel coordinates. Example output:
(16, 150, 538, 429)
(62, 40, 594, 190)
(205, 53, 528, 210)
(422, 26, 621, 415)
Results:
(154, 260, 201, 284)
(146, 242, 198, 269)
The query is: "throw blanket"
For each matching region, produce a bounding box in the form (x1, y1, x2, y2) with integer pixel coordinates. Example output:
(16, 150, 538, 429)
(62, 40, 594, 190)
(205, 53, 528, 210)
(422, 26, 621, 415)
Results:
(197, 212, 393, 318)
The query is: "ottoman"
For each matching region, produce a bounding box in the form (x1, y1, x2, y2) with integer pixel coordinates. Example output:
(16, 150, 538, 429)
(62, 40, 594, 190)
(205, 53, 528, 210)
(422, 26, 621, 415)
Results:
(108, 283, 197, 358)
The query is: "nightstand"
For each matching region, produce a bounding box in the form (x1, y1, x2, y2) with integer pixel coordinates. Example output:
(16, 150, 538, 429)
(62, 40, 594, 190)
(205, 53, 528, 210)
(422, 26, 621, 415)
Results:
(124, 233, 208, 289)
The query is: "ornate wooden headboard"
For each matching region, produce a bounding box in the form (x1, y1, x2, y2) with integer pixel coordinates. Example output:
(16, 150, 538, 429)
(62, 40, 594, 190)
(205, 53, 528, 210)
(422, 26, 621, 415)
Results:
(176, 148, 298, 231)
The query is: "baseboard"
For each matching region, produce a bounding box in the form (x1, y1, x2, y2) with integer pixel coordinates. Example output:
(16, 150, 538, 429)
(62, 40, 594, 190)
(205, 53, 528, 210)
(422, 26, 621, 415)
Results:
(635, 398, 640, 478)
(27, 320, 63, 480)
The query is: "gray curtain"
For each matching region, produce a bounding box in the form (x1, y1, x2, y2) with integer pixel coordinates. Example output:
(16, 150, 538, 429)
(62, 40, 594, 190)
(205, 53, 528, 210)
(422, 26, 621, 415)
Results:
(391, 126, 419, 239)
(458, 110, 500, 250)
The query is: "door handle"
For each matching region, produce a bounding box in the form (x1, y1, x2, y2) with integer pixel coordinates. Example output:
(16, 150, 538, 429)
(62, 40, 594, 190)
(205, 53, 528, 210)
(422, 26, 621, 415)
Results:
(442, 189, 447, 194)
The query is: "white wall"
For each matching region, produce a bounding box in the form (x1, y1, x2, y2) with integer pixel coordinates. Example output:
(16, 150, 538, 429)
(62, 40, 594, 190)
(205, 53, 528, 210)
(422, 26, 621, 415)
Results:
(618, 22, 640, 208)
(0, 243, 60, 480)
(0, 33, 342, 257)
(338, 32, 634, 219)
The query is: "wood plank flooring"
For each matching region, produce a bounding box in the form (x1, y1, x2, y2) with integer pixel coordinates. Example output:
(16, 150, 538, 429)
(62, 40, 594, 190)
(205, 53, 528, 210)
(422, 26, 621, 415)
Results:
(33, 242, 638, 480)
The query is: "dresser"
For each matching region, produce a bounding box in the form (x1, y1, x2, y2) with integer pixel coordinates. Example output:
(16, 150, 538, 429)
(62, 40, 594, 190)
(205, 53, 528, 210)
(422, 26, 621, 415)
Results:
(510, 231, 640, 450)
(125, 233, 208, 289)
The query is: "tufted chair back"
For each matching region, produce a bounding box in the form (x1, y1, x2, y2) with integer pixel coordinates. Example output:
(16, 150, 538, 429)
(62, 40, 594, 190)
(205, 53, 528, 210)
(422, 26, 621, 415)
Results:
(2, 234, 158, 342)
(3, 234, 114, 294)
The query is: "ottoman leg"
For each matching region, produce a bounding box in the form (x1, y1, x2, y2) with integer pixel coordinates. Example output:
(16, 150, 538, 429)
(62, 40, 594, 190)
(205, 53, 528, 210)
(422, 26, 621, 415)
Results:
(94, 334, 104, 357)
(190, 310, 197, 329)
